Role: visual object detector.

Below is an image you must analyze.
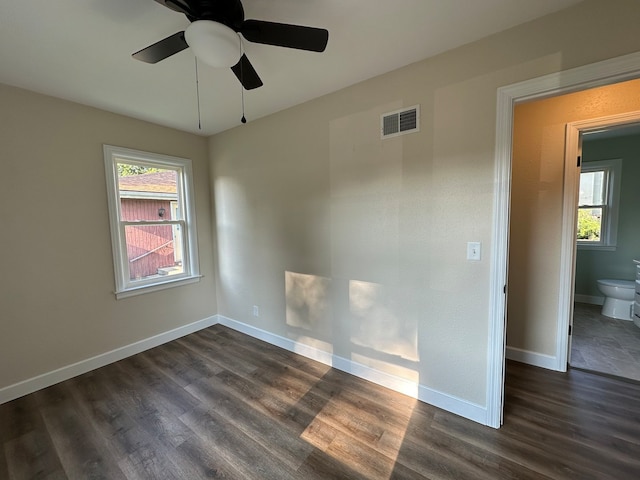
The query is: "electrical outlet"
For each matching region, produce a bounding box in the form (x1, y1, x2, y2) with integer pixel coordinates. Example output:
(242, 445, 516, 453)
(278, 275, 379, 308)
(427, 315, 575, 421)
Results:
(253, 305, 259, 317)
(467, 242, 481, 261)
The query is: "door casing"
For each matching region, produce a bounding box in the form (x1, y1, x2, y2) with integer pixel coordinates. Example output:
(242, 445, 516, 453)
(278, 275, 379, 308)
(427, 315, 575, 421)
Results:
(487, 51, 640, 429)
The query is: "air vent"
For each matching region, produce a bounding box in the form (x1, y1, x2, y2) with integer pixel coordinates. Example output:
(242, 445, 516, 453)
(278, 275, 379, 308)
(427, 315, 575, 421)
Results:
(381, 105, 420, 138)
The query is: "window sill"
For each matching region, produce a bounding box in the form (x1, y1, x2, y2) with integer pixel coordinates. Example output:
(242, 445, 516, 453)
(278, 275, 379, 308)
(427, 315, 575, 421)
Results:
(577, 244, 616, 252)
(115, 275, 203, 300)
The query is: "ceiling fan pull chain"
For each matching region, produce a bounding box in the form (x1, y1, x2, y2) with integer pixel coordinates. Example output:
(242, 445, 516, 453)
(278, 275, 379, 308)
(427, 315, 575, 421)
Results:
(240, 36, 247, 124)
(195, 57, 202, 130)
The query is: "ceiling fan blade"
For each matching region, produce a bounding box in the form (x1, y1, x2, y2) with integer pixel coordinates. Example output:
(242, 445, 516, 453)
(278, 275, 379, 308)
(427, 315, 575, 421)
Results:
(153, 0, 194, 16)
(132, 32, 188, 64)
(231, 54, 263, 90)
(240, 20, 329, 52)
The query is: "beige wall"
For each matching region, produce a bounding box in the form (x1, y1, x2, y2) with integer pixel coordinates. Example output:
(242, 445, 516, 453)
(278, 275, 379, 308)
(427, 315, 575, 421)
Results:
(0, 84, 217, 390)
(210, 0, 640, 406)
(509, 78, 640, 356)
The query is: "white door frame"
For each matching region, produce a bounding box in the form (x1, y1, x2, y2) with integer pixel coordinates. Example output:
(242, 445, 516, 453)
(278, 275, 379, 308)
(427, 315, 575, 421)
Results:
(486, 51, 640, 429)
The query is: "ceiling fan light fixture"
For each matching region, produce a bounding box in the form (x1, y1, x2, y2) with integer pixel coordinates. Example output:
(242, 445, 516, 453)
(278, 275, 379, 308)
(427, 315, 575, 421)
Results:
(185, 20, 241, 68)
(134, 0, 330, 90)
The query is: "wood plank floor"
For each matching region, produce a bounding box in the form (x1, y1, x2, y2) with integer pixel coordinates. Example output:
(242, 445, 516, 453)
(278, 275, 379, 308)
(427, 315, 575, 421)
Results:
(1, 324, 639, 479)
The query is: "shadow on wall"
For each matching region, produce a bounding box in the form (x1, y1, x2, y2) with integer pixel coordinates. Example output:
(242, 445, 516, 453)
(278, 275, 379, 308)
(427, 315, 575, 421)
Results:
(285, 270, 420, 391)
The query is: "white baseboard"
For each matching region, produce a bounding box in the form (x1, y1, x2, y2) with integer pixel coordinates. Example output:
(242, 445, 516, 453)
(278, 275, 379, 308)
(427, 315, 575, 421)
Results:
(218, 316, 488, 426)
(2, 314, 489, 425)
(574, 294, 604, 305)
(506, 346, 559, 371)
(0, 316, 218, 405)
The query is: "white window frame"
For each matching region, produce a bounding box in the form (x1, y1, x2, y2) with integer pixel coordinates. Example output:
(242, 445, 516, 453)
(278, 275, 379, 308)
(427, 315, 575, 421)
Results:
(103, 145, 201, 299)
(577, 158, 622, 251)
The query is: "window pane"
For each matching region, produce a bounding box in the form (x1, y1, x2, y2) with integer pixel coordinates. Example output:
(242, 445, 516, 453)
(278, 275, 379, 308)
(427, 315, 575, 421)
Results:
(577, 207, 602, 242)
(117, 164, 180, 221)
(124, 224, 184, 281)
(105, 145, 200, 297)
(578, 171, 605, 206)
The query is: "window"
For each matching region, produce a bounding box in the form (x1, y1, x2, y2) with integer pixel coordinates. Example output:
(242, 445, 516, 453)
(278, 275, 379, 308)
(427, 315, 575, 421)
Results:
(577, 158, 621, 250)
(104, 145, 200, 298)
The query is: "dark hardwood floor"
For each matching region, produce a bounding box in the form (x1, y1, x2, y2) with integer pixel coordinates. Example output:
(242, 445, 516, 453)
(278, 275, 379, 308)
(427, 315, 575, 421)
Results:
(2, 325, 639, 479)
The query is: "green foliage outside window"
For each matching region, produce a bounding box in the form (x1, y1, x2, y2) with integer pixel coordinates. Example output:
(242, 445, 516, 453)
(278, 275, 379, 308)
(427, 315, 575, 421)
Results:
(117, 164, 161, 177)
(577, 209, 601, 241)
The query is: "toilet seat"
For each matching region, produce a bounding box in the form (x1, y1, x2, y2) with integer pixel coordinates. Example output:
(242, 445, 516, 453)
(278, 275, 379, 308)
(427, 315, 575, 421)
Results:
(597, 279, 635, 288)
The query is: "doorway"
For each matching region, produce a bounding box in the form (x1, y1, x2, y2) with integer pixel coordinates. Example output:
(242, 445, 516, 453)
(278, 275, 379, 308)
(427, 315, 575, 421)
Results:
(567, 120, 640, 381)
(487, 51, 640, 428)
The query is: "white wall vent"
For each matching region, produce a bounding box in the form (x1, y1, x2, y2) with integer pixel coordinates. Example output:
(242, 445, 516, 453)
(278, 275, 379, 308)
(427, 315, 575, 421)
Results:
(381, 105, 420, 138)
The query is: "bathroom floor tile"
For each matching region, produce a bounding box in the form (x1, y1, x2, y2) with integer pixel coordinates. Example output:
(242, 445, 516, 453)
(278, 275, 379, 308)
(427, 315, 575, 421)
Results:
(570, 302, 640, 382)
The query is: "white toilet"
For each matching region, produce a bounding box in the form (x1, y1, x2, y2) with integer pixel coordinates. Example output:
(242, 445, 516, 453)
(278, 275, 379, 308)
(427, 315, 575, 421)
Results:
(596, 279, 635, 320)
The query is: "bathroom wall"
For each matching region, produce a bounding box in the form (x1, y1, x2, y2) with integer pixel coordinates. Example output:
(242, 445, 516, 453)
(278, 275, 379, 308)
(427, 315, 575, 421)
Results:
(575, 133, 640, 299)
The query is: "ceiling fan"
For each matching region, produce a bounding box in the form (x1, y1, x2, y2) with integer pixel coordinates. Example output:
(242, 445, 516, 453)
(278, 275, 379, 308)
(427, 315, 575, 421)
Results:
(132, 0, 329, 90)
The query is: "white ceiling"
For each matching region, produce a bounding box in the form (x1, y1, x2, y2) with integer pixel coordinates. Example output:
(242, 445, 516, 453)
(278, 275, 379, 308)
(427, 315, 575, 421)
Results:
(0, 0, 583, 136)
